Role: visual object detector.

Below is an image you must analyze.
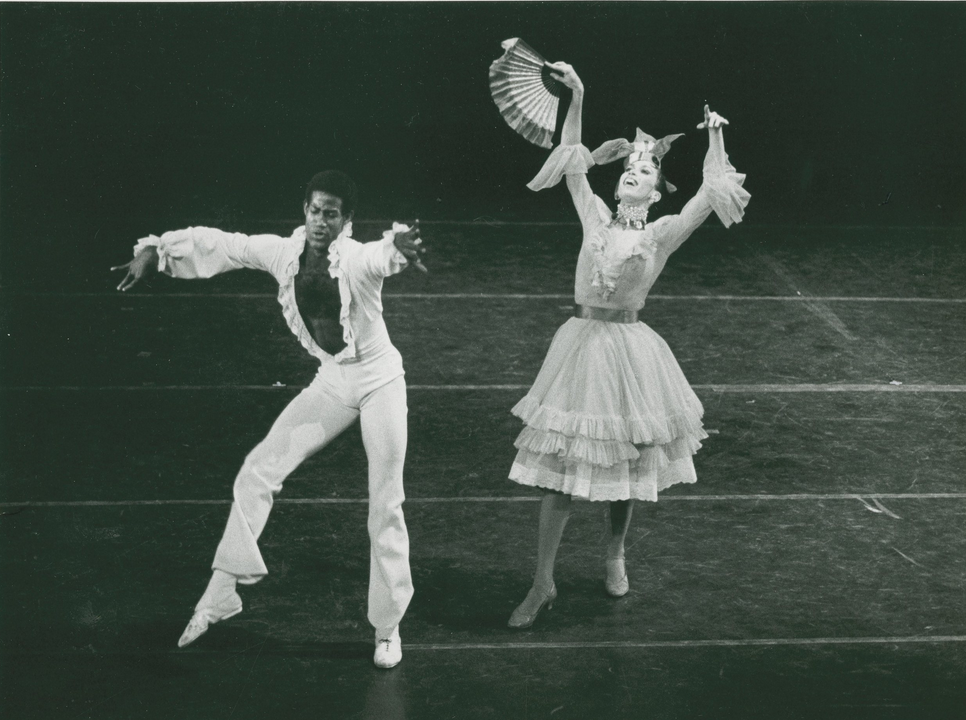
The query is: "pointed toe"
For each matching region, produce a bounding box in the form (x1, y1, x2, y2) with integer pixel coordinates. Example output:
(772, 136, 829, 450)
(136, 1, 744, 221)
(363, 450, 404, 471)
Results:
(176, 591, 243, 648)
(178, 614, 210, 648)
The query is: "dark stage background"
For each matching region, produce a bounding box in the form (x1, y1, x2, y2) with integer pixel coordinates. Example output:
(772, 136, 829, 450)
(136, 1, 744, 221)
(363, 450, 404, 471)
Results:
(3, 7, 966, 717)
(1, 1, 964, 286)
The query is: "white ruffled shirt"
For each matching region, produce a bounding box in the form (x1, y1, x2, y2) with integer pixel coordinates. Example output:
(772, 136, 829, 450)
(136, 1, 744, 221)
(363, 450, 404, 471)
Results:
(527, 132, 750, 310)
(133, 222, 410, 364)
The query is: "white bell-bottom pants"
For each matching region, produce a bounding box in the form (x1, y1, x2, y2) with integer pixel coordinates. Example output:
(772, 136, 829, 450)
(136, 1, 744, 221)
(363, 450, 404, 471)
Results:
(209, 344, 412, 632)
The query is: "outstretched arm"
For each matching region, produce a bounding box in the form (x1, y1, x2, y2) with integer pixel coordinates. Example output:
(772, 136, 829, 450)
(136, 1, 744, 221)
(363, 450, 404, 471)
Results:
(358, 220, 428, 280)
(392, 220, 427, 273)
(111, 227, 289, 292)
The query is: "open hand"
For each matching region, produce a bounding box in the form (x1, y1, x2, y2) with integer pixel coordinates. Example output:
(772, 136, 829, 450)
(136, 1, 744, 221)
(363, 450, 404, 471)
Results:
(697, 104, 729, 130)
(544, 62, 583, 93)
(393, 220, 428, 273)
(111, 246, 159, 291)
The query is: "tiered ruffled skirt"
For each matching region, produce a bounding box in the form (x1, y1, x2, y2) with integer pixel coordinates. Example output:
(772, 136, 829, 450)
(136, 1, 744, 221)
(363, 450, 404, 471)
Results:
(509, 317, 707, 502)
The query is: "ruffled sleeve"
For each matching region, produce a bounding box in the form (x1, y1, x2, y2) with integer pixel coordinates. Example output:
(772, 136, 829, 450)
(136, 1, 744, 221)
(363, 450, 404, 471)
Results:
(363, 222, 410, 279)
(653, 130, 750, 255)
(133, 227, 288, 280)
(701, 130, 751, 228)
(338, 222, 411, 284)
(526, 143, 603, 235)
(526, 144, 595, 191)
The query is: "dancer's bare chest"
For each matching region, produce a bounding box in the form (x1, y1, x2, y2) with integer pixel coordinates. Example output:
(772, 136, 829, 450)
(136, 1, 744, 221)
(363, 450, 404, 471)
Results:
(294, 270, 347, 355)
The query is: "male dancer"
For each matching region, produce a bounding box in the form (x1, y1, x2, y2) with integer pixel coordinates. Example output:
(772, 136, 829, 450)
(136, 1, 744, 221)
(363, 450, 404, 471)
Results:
(113, 170, 426, 668)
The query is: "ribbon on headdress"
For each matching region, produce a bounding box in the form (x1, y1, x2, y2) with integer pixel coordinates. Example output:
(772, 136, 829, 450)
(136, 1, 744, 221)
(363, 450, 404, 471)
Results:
(591, 128, 684, 193)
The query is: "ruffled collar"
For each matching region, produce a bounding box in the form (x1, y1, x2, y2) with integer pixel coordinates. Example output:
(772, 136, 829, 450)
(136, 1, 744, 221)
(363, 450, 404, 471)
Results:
(279, 222, 357, 362)
(289, 220, 352, 268)
(324, 221, 354, 279)
(286, 222, 355, 276)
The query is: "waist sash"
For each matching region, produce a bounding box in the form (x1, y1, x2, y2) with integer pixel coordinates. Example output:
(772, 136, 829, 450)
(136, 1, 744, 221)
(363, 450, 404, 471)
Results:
(574, 305, 640, 324)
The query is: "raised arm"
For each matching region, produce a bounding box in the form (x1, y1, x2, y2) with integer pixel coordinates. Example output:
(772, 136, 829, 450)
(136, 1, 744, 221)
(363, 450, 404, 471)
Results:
(527, 63, 600, 231)
(696, 104, 733, 194)
(548, 62, 584, 146)
(657, 105, 750, 255)
(112, 227, 288, 292)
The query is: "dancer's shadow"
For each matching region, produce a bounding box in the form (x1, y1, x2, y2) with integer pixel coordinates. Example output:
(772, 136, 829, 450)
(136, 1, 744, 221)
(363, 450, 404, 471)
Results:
(409, 561, 605, 634)
(181, 626, 374, 661)
(409, 562, 523, 633)
(360, 667, 409, 720)
(411, 559, 637, 636)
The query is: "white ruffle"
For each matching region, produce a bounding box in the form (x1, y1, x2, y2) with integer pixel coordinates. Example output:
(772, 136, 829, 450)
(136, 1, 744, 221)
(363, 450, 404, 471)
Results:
(527, 144, 595, 191)
(514, 426, 643, 466)
(380, 222, 411, 272)
(512, 394, 706, 447)
(586, 220, 659, 301)
(702, 144, 750, 228)
(513, 426, 704, 474)
(703, 170, 750, 228)
(508, 317, 707, 501)
(276, 224, 358, 363)
(509, 449, 699, 503)
(325, 223, 358, 361)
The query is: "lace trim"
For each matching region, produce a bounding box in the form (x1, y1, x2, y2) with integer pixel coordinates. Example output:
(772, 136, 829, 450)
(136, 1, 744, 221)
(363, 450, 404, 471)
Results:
(514, 426, 643, 466)
(586, 207, 660, 300)
(514, 426, 704, 469)
(511, 394, 705, 446)
(509, 452, 698, 502)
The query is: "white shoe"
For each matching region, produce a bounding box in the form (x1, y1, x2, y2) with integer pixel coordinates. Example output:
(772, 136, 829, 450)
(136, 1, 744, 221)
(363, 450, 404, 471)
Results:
(373, 626, 402, 669)
(605, 558, 629, 597)
(177, 591, 243, 648)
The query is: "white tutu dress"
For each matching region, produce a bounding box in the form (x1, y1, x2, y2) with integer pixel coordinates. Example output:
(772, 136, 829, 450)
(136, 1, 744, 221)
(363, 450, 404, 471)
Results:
(509, 137, 750, 502)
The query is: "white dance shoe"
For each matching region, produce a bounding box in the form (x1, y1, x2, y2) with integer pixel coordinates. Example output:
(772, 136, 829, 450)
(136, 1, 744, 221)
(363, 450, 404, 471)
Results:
(605, 557, 629, 597)
(177, 590, 243, 648)
(374, 626, 402, 669)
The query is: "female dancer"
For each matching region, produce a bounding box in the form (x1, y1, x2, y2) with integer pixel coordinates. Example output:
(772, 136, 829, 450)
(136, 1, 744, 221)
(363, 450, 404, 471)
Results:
(507, 62, 750, 628)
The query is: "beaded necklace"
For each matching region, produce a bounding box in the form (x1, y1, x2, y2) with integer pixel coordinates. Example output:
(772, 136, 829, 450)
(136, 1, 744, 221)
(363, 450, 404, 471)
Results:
(611, 202, 649, 230)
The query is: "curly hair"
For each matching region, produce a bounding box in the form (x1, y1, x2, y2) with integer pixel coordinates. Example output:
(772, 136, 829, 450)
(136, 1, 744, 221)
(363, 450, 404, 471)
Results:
(304, 170, 358, 218)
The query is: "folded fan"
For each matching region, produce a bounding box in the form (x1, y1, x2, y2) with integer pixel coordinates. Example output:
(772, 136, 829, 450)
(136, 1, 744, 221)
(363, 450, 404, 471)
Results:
(489, 38, 564, 149)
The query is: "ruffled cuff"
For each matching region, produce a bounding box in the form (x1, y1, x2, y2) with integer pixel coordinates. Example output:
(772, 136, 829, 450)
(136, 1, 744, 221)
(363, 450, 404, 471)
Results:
(702, 170, 750, 228)
(699, 131, 750, 227)
(380, 222, 411, 269)
(133, 235, 170, 272)
(527, 144, 595, 191)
